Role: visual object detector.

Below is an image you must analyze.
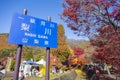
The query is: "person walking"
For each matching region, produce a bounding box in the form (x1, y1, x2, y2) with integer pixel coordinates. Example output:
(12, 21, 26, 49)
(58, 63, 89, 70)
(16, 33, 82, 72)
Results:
(92, 69, 100, 80)
(19, 70, 25, 80)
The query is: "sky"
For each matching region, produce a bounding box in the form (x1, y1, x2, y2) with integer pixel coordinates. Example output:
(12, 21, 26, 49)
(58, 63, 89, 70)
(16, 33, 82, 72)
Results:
(0, 0, 88, 40)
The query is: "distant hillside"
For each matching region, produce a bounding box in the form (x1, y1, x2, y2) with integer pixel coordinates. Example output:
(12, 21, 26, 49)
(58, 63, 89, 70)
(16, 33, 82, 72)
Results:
(0, 33, 91, 60)
(0, 33, 46, 60)
(0, 33, 16, 50)
(0, 33, 89, 49)
(67, 39, 89, 47)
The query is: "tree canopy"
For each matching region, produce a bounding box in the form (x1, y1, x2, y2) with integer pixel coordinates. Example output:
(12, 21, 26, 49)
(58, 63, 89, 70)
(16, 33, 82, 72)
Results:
(51, 24, 70, 67)
(61, 0, 120, 37)
(91, 26, 120, 67)
(61, 0, 120, 68)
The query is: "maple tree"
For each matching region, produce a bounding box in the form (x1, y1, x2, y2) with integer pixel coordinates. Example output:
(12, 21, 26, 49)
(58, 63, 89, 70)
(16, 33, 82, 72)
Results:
(91, 26, 120, 67)
(61, 0, 120, 37)
(72, 47, 84, 56)
(68, 47, 84, 66)
(61, 0, 120, 69)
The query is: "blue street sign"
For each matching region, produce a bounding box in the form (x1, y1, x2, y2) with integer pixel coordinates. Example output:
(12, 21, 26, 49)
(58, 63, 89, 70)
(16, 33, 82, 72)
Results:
(8, 13, 58, 48)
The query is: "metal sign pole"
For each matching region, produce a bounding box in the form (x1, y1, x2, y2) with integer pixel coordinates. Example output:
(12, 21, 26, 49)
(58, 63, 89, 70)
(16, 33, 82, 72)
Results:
(46, 47, 50, 80)
(13, 9, 27, 80)
(46, 16, 51, 80)
(13, 45, 22, 80)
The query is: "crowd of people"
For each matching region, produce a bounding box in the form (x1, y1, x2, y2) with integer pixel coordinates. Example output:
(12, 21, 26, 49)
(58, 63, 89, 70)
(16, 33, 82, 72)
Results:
(0, 62, 5, 80)
(19, 65, 39, 80)
(82, 64, 104, 80)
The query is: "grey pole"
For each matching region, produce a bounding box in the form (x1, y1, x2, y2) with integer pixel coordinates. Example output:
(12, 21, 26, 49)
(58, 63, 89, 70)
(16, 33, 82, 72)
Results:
(46, 16, 51, 80)
(23, 9, 27, 15)
(13, 9, 27, 80)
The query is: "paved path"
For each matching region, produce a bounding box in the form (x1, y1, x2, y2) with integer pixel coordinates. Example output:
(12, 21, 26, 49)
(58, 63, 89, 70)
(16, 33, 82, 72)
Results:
(76, 73, 117, 80)
(1, 71, 13, 80)
(99, 74, 116, 80)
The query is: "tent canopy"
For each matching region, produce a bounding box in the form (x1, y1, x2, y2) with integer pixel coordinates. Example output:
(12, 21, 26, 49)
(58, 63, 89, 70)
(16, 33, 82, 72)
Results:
(36, 59, 46, 66)
(22, 60, 40, 66)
